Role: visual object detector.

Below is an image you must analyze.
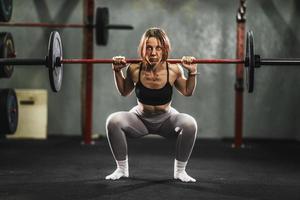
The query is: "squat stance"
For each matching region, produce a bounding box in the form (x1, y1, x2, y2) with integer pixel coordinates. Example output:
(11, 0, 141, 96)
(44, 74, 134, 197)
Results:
(106, 27, 198, 182)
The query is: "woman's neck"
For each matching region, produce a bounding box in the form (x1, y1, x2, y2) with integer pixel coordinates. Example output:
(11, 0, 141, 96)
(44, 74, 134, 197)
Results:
(143, 61, 165, 72)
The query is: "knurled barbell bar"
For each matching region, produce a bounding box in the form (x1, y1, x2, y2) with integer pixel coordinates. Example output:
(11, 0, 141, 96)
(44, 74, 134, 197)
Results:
(0, 7, 134, 45)
(1, 30, 300, 93)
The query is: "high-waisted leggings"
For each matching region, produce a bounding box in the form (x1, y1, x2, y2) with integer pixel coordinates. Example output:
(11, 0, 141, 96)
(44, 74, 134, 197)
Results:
(106, 106, 198, 162)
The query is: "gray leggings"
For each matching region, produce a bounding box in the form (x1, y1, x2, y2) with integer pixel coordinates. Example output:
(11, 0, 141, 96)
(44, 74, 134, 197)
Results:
(106, 106, 197, 162)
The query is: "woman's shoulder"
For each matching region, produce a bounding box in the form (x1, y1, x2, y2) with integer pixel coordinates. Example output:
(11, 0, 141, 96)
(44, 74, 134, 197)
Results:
(127, 63, 141, 82)
(168, 63, 182, 74)
(128, 63, 141, 72)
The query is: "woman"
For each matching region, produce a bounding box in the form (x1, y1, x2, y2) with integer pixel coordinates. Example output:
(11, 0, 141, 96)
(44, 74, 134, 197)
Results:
(106, 27, 198, 182)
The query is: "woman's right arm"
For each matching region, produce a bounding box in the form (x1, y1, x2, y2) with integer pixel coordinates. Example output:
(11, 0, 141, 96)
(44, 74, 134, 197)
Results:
(112, 56, 135, 96)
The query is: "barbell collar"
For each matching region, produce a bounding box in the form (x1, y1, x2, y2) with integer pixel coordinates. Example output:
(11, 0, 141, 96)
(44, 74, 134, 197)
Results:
(254, 54, 261, 68)
(55, 57, 62, 67)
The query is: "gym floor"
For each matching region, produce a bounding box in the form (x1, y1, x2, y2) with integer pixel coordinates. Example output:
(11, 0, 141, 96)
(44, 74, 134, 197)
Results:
(1, 137, 299, 200)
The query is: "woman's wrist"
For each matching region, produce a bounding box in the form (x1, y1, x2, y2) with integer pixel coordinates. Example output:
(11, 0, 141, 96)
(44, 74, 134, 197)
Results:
(188, 70, 199, 76)
(112, 67, 121, 72)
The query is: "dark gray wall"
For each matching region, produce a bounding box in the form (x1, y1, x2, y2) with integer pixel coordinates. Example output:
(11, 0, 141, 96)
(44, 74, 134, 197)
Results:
(1, 0, 300, 140)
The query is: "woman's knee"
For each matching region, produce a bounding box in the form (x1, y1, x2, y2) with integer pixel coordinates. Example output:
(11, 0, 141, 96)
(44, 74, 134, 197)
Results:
(176, 114, 198, 134)
(106, 112, 127, 131)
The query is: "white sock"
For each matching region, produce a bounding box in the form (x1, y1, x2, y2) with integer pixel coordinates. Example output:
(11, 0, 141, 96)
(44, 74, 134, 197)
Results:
(105, 157, 129, 180)
(174, 159, 196, 182)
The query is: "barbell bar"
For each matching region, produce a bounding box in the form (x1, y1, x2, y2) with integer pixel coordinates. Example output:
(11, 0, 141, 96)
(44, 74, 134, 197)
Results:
(0, 7, 134, 45)
(0, 22, 133, 29)
(61, 58, 245, 64)
(1, 30, 300, 93)
(255, 57, 300, 66)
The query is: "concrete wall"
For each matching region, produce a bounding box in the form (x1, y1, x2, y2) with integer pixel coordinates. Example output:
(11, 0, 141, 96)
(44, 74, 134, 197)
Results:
(1, 0, 300, 140)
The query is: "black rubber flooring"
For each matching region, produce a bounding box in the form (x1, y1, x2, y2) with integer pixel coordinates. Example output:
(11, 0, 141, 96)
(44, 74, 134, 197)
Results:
(0, 137, 300, 200)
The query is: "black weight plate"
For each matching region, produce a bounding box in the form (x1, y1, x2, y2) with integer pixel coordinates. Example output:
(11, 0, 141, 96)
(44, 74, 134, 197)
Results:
(0, 32, 15, 78)
(245, 31, 255, 93)
(96, 7, 109, 45)
(0, 0, 12, 22)
(48, 31, 63, 92)
(0, 88, 18, 135)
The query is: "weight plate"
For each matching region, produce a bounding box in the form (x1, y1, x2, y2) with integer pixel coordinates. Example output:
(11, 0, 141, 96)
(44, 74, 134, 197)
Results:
(245, 30, 255, 93)
(0, 0, 12, 22)
(0, 32, 15, 78)
(0, 88, 18, 135)
(47, 31, 63, 92)
(96, 7, 109, 45)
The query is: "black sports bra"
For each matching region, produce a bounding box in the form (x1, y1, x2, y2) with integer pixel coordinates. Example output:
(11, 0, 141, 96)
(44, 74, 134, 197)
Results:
(135, 63, 173, 106)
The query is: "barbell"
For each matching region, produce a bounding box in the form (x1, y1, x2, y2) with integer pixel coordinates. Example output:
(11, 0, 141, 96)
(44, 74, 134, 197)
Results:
(1, 30, 300, 93)
(0, 7, 134, 45)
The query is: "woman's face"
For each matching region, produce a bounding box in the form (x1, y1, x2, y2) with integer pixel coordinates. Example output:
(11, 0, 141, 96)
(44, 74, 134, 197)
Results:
(144, 37, 163, 66)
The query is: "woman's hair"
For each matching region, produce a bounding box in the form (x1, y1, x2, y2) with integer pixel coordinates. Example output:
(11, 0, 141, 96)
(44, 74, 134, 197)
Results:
(137, 27, 171, 62)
